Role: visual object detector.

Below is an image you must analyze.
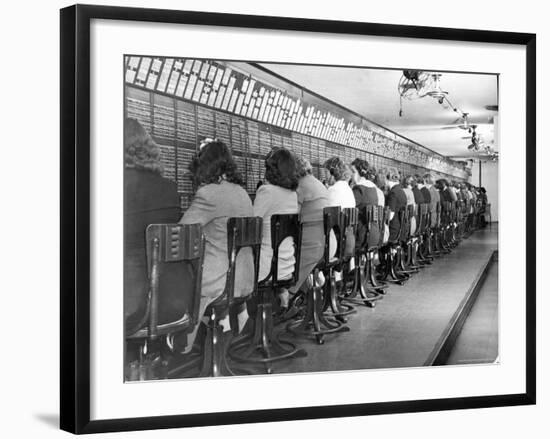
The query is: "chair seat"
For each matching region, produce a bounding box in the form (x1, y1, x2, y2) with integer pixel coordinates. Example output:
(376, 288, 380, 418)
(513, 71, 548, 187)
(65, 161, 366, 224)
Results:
(127, 313, 192, 339)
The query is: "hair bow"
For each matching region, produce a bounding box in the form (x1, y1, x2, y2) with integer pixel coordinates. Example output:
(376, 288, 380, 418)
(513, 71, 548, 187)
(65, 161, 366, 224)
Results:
(199, 137, 219, 150)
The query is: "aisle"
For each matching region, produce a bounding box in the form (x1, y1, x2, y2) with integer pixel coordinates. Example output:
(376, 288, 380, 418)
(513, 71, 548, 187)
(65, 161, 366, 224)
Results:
(272, 227, 498, 374)
(446, 260, 499, 365)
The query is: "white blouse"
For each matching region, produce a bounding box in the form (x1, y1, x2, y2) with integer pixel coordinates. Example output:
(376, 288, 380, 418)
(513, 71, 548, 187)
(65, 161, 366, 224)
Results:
(327, 180, 356, 208)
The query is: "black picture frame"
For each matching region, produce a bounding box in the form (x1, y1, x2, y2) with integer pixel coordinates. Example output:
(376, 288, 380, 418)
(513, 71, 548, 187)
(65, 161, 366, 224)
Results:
(60, 4, 536, 434)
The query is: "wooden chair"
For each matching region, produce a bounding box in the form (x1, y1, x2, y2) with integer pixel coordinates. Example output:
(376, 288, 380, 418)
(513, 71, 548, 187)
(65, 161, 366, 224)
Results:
(459, 200, 466, 241)
(404, 204, 424, 270)
(379, 207, 410, 285)
(171, 216, 263, 377)
(287, 207, 350, 345)
(125, 223, 205, 381)
(432, 202, 447, 255)
(397, 205, 420, 275)
(322, 207, 358, 321)
(346, 205, 386, 307)
(229, 214, 307, 373)
(450, 201, 461, 246)
(440, 201, 454, 250)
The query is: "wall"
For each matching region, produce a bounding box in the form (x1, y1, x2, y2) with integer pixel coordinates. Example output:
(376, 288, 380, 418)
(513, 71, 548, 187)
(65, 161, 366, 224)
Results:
(471, 160, 499, 222)
(126, 84, 467, 213)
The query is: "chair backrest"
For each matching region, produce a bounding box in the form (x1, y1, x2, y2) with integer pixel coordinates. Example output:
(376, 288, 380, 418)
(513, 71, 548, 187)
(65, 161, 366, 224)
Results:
(419, 203, 429, 233)
(142, 223, 205, 338)
(322, 206, 342, 265)
(341, 207, 358, 258)
(380, 206, 390, 246)
(442, 201, 452, 225)
(265, 213, 302, 287)
(398, 206, 410, 242)
(224, 216, 263, 302)
(363, 205, 383, 250)
(407, 204, 417, 237)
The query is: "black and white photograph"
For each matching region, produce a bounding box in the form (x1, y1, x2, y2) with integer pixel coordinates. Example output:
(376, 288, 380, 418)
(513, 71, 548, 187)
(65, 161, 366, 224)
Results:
(123, 57, 499, 381)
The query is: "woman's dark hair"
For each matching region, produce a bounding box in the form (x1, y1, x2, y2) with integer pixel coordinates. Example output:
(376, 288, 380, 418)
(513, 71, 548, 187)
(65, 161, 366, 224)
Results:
(265, 148, 298, 190)
(188, 140, 243, 187)
(324, 156, 350, 181)
(365, 165, 377, 182)
(124, 118, 163, 175)
(402, 175, 414, 187)
(480, 187, 487, 193)
(351, 158, 370, 178)
(375, 170, 387, 189)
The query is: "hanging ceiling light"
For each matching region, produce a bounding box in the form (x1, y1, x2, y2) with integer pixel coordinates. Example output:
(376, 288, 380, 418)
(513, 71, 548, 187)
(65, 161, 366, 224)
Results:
(426, 73, 448, 103)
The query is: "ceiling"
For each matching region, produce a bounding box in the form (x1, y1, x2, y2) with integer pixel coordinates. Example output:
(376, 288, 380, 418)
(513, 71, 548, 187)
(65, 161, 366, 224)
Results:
(259, 63, 498, 159)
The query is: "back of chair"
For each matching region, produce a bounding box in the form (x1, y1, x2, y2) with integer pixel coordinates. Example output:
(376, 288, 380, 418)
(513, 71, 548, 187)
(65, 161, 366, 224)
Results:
(322, 206, 342, 265)
(364, 205, 382, 250)
(419, 203, 430, 233)
(138, 223, 205, 339)
(442, 201, 452, 226)
(266, 213, 302, 287)
(380, 206, 390, 246)
(398, 207, 410, 243)
(407, 204, 416, 238)
(224, 217, 263, 303)
(341, 207, 358, 258)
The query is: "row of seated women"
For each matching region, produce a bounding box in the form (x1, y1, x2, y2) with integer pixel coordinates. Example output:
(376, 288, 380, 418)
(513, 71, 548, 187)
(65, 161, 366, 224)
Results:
(124, 117, 485, 376)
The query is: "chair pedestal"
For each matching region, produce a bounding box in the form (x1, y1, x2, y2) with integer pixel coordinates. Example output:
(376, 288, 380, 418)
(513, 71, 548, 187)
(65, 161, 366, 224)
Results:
(229, 290, 307, 374)
(436, 228, 451, 254)
(345, 253, 384, 307)
(126, 338, 171, 381)
(405, 239, 421, 270)
(397, 243, 419, 275)
(378, 245, 409, 285)
(167, 311, 256, 378)
(322, 267, 357, 321)
(287, 271, 349, 345)
(367, 251, 388, 293)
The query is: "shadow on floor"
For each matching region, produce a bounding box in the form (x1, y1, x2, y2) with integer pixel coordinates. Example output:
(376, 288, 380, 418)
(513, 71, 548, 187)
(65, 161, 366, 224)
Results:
(34, 413, 59, 430)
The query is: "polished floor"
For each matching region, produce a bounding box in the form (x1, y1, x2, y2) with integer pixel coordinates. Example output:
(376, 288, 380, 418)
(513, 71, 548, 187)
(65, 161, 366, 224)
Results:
(269, 226, 499, 374)
(446, 259, 498, 365)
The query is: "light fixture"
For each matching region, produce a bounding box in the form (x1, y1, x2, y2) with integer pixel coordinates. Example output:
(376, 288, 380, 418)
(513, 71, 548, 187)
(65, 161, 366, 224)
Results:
(426, 74, 448, 102)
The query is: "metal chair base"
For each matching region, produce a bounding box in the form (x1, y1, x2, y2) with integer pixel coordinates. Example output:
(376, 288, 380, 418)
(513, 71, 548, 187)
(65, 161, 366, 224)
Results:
(287, 273, 350, 345)
(229, 301, 307, 374)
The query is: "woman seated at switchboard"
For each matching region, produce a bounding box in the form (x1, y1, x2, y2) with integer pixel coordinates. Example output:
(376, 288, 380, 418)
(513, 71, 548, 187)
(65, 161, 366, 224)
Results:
(289, 156, 331, 298)
(448, 180, 459, 202)
(376, 169, 388, 198)
(385, 167, 408, 242)
(478, 187, 488, 227)
(423, 174, 440, 228)
(437, 178, 453, 203)
(324, 156, 356, 277)
(412, 175, 425, 206)
(179, 139, 254, 350)
(323, 156, 355, 209)
(402, 175, 417, 236)
(416, 174, 430, 203)
(376, 169, 390, 243)
(124, 118, 183, 335)
(350, 158, 384, 249)
(254, 147, 299, 308)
